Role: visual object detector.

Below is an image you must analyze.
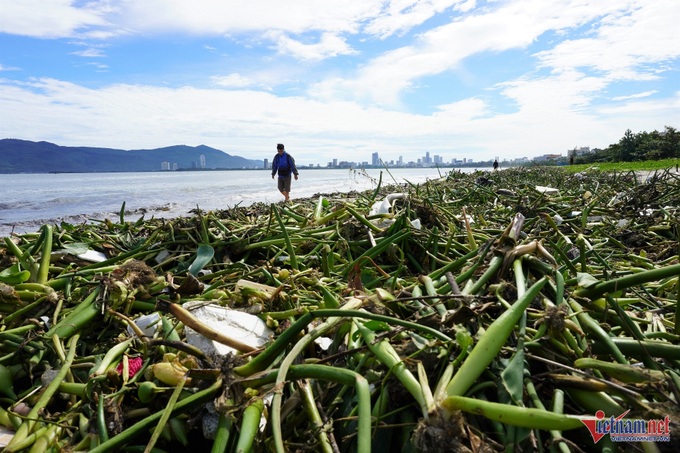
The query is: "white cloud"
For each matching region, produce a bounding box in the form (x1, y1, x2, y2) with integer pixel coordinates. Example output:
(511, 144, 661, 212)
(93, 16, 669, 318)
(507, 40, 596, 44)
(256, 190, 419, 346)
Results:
(3, 77, 676, 164)
(212, 73, 256, 88)
(0, 0, 111, 38)
(71, 48, 106, 58)
(611, 91, 657, 101)
(117, 1, 382, 35)
(597, 91, 680, 116)
(433, 97, 489, 120)
(364, 1, 464, 38)
(454, 0, 476, 14)
(268, 32, 358, 61)
(534, 2, 680, 80)
(308, 0, 638, 107)
(0, 0, 678, 164)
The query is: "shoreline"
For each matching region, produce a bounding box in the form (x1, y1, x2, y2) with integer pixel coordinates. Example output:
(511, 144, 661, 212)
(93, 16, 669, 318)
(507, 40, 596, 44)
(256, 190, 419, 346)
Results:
(0, 167, 455, 238)
(0, 180, 417, 239)
(3, 166, 676, 239)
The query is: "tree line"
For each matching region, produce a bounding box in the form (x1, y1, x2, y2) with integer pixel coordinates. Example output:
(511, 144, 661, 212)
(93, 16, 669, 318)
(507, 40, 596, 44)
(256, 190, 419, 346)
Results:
(572, 125, 679, 164)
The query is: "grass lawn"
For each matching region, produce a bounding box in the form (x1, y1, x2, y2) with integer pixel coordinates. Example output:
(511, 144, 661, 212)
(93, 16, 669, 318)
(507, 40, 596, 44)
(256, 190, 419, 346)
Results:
(562, 157, 679, 173)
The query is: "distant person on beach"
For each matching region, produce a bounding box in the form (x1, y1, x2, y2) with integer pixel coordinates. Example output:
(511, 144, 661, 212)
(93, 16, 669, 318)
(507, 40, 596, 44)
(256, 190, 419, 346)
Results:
(493, 159, 499, 170)
(271, 143, 299, 201)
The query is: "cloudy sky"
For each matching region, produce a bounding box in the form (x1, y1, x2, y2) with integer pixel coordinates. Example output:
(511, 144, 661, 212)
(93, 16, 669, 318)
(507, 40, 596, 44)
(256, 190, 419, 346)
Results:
(1, 0, 678, 166)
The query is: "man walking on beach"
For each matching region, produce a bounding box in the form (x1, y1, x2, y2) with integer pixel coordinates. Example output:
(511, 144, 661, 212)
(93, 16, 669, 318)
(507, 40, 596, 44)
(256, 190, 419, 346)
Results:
(271, 143, 299, 201)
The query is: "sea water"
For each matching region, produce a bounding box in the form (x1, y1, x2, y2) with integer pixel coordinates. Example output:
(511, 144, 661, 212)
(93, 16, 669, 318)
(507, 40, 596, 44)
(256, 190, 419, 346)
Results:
(0, 167, 479, 236)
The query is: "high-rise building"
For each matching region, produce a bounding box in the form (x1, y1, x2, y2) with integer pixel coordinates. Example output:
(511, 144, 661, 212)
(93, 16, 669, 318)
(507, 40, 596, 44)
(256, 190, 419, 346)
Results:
(161, 161, 170, 171)
(371, 152, 379, 166)
(200, 154, 206, 169)
(264, 158, 269, 169)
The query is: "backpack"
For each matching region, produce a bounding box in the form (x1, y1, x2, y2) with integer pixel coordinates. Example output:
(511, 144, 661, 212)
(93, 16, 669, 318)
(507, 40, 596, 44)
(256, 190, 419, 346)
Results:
(277, 153, 292, 176)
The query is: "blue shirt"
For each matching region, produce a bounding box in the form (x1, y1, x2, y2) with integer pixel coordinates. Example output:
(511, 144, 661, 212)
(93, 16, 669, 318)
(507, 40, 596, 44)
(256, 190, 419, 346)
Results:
(272, 151, 298, 178)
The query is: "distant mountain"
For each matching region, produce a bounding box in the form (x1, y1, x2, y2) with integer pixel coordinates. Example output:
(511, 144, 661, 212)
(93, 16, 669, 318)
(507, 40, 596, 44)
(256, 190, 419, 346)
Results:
(0, 139, 263, 173)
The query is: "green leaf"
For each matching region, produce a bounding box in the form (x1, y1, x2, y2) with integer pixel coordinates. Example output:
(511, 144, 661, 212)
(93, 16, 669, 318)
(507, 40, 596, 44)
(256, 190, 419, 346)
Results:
(188, 244, 215, 276)
(0, 263, 31, 284)
(408, 332, 435, 350)
(61, 242, 90, 255)
(576, 272, 599, 288)
(500, 353, 525, 406)
(362, 320, 391, 333)
(454, 326, 473, 351)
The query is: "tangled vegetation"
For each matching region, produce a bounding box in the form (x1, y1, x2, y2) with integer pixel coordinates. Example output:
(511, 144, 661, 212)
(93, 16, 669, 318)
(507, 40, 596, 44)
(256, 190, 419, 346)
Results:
(0, 166, 679, 452)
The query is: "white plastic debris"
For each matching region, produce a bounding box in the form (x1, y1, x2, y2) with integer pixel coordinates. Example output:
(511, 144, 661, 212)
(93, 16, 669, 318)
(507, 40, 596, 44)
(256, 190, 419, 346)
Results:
(616, 219, 630, 229)
(535, 186, 560, 195)
(128, 312, 161, 338)
(370, 199, 392, 216)
(368, 193, 421, 229)
(51, 245, 108, 263)
(0, 426, 14, 449)
(183, 301, 273, 357)
(155, 249, 170, 264)
(314, 337, 333, 351)
(369, 193, 406, 216)
(76, 249, 108, 263)
(455, 214, 475, 225)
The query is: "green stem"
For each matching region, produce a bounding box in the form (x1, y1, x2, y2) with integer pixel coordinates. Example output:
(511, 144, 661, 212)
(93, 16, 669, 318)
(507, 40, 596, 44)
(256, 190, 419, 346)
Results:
(88, 378, 223, 453)
(44, 286, 101, 340)
(343, 230, 411, 276)
(354, 319, 430, 415)
(568, 298, 628, 364)
(210, 406, 234, 453)
(235, 397, 264, 453)
(243, 364, 371, 453)
(37, 225, 53, 285)
(272, 205, 299, 271)
(445, 277, 548, 397)
(573, 263, 680, 299)
(345, 204, 383, 233)
(270, 298, 363, 453)
(299, 379, 334, 453)
(5, 334, 80, 451)
(442, 395, 587, 431)
(525, 379, 570, 453)
(233, 304, 451, 377)
(591, 337, 680, 360)
(145, 375, 187, 453)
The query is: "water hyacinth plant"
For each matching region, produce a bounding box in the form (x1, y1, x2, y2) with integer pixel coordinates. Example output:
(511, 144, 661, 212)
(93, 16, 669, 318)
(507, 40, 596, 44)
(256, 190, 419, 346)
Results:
(0, 166, 678, 452)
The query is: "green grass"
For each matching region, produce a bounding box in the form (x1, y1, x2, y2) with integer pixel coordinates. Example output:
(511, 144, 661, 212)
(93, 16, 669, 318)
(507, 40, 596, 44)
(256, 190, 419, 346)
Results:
(562, 158, 679, 173)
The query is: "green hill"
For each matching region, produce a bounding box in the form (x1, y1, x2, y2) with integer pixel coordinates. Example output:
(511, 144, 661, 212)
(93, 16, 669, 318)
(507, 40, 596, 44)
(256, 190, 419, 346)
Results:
(0, 139, 262, 173)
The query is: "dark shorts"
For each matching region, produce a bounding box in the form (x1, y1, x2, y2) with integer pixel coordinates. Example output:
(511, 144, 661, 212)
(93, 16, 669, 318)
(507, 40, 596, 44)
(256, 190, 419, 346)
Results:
(278, 176, 292, 192)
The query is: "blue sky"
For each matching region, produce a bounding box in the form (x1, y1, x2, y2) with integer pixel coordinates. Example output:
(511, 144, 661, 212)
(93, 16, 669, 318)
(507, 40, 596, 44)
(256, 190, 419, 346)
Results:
(1, 0, 678, 166)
